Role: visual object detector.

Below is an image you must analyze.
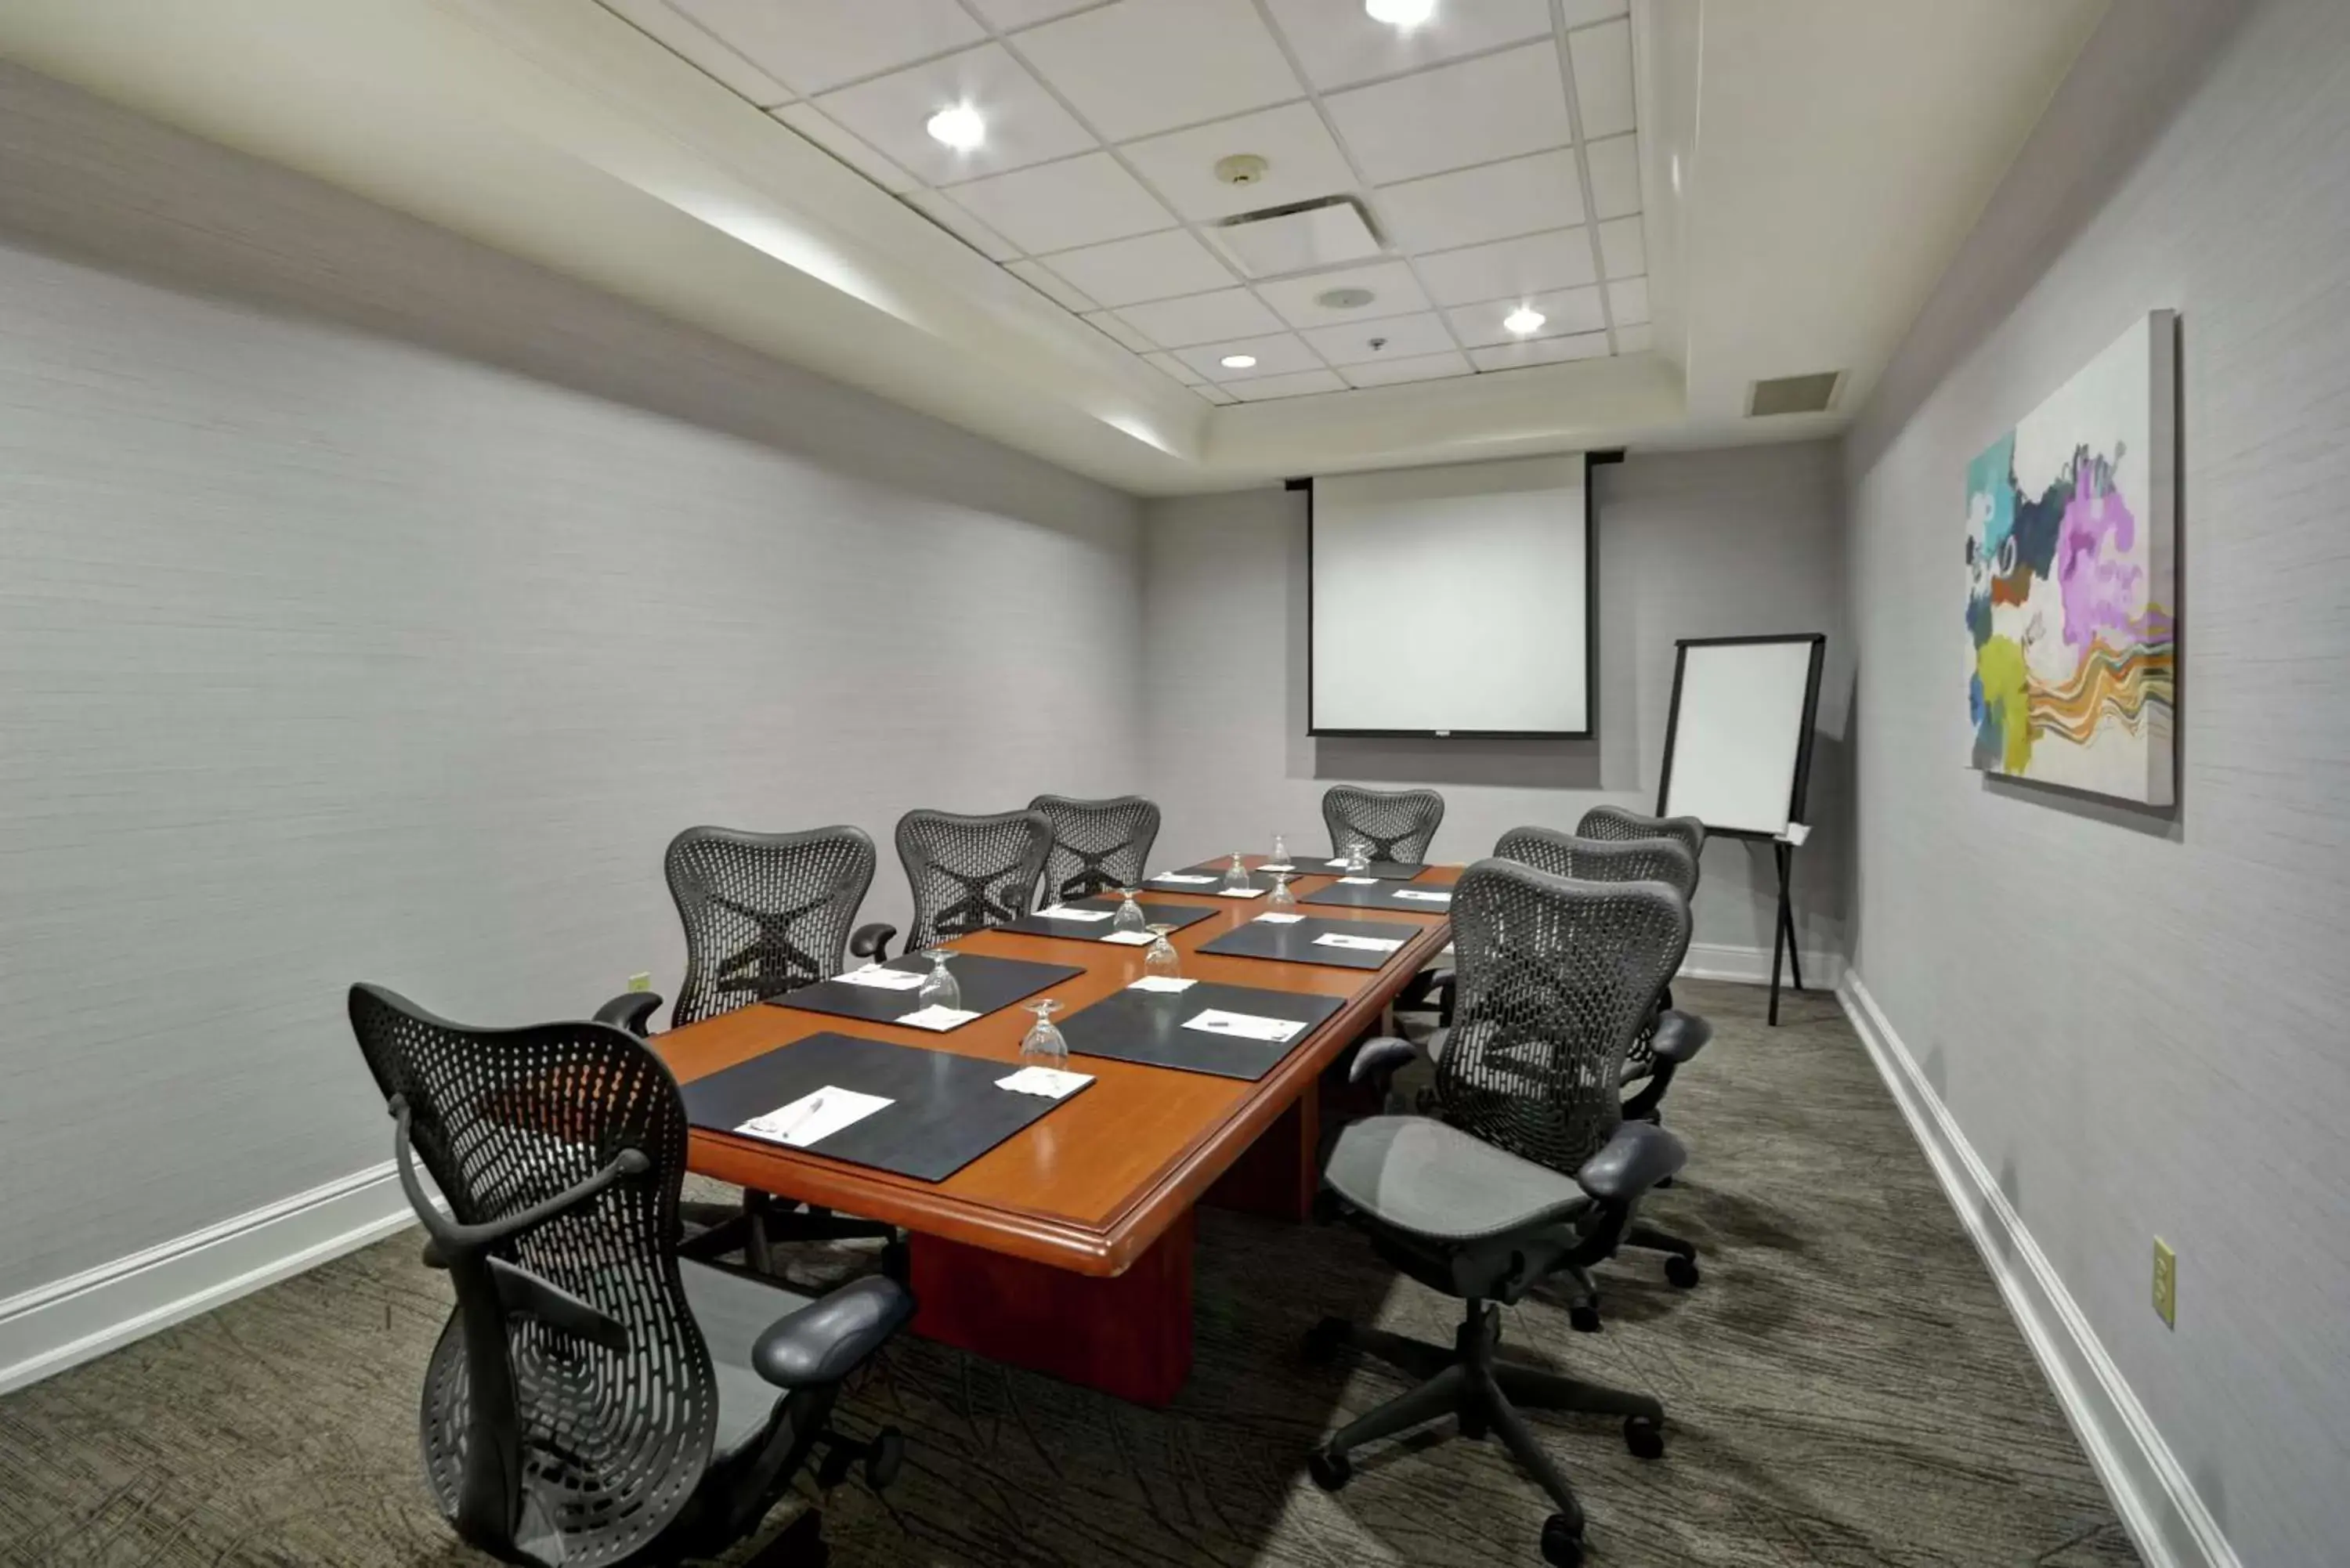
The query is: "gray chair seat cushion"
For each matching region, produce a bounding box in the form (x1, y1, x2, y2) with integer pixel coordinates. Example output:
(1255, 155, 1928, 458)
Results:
(1324, 1115, 1592, 1243)
(679, 1259, 811, 1461)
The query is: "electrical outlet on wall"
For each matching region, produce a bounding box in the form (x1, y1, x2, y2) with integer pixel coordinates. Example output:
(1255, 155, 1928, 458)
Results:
(2152, 1237, 2177, 1328)
(627, 972, 653, 993)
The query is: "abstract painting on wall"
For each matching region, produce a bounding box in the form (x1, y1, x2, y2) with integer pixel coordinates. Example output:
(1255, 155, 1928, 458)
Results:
(1965, 309, 2176, 806)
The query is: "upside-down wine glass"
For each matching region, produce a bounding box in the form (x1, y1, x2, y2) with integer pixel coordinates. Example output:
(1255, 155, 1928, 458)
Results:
(1112, 887, 1148, 936)
(1019, 999, 1068, 1064)
(1143, 923, 1181, 979)
(1222, 851, 1253, 894)
(1267, 871, 1296, 912)
(916, 948, 961, 1012)
(1269, 832, 1290, 867)
(1345, 838, 1372, 875)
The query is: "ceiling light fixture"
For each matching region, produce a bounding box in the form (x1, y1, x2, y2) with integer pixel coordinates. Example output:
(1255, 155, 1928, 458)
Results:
(1365, 0, 1437, 28)
(1220, 354, 1259, 370)
(926, 103, 986, 150)
(1503, 305, 1546, 336)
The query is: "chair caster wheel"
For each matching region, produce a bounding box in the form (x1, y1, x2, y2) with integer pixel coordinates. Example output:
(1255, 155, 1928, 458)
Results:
(1568, 1302, 1602, 1333)
(1540, 1513, 1585, 1566)
(1625, 1415, 1665, 1460)
(865, 1427, 904, 1491)
(1307, 1447, 1352, 1492)
(1302, 1317, 1349, 1364)
(1665, 1254, 1701, 1288)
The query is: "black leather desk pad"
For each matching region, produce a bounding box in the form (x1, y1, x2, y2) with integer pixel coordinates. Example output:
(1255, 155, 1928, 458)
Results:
(1198, 915, 1425, 971)
(768, 953, 1083, 1027)
(1144, 865, 1274, 894)
(680, 1031, 1086, 1183)
(999, 896, 1217, 941)
(1301, 879, 1456, 912)
(1286, 858, 1426, 882)
(1057, 982, 1345, 1081)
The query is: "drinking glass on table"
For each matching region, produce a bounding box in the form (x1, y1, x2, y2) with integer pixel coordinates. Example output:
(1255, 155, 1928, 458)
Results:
(1222, 852, 1253, 893)
(1267, 871, 1296, 912)
(1143, 924, 1182, 979)
(916, 948, 961, 1012)
(1270, 832, 1290, 866)
(1112, 887, 1148, 936)
(1344, 838, 1372, 875)
(1019, 999, 1068, 1064)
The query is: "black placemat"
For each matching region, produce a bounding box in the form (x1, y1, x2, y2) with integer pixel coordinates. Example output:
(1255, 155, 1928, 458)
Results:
(1198, 914, 1426, 971)
(1058, 981, 1345, 1081)
(680, 1032, 1086, 1183)
(1301, 879, 1457, 912)
(769, 952, 1083, 1028)
(1169, 858, 1296, 892)
(998, 896, 1218, 942)
(1288, 857, 1427, 882)
(1143, 865, 1271, 897)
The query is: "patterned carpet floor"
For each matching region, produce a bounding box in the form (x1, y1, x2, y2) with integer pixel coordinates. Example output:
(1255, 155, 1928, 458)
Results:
(0, 981, 2138, 1567)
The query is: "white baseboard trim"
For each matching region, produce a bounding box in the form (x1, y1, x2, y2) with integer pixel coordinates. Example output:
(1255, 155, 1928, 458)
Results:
(1681, 941, 1845, 989)
(0, 1161, 418, 1397)
(1837, 973, 2240, 1568)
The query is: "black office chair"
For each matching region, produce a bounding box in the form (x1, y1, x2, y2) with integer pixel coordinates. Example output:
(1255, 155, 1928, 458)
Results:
(858, 807, 1052, 959)
(1028, 793, 1160, 904)
(1307, 862, 1690, 1567)
(1574, 804, 1705, 875)
(348, 983, 912, 1568)
(1567, 808, 1712, 1122)
(1321, 784, 1445, 864)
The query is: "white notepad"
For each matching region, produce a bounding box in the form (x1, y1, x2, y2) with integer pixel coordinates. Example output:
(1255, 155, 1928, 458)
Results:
(1260, 863, 1296, 873)
(1127, 975, 1198, 992)
(1182, 1009, 1305, 1045)
(833, 965, 926, 991)
(1101, 929, 1156, 945)
(1314, 933, 1404, 952)
(896, 1004, 979, 1031)
(1254, 912, 1305, 925)
(995, 1066, 1093, 1099)
(1392, 889, 1452, 903)
(1036, 905, 1113, 923)
(1336, 876, 1379, 885)
(1217, 886, 1267, 899)
(736, 1086, 893, 1150)
(1151, 872, 1215, 884)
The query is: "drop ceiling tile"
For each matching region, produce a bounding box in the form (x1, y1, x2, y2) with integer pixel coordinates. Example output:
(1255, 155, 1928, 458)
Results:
(601, 0, 792, 106)
(1567, 19, 1636, 141)
(1375, 149, 1583, 254)
(1084, 311, 1159, 352)
(1122, 103, 1356, 222)
(673, 0, 982, 96)
(1415, 229, 1596, 308)
(946, 153, 1173, 253)
(1113, 287, 1285, 347)
(1041, 229, 1235, 307)
(1005, 258, 1100, 313)
(1253, 260, 1428, 329)
(815, 44, 1094, 184)
(1340, 349, 1475, 388)
(1560, 0, 1631, 26)
(902, 190, 1020, 260)
(1584, 133, 1642, 219)
(1013, 0, 1302, 142)
(1193, 381, 1239, 404)
(1607, 275, 1651, 326)
(1614, 322, 1652, 353)
(1596, 215, 1645, 279)
(1301, 311, 1456, 366)
(1225, 368, 1348, 401)
(1173, 331, 1325, 381)
(1143, 351, 1204, 385)
(773, 104, 920, 193)
(1469, 333, 1611, 371)
(1446, 285, 1607, 347)
(967, 0, 1098, 27)
(1263, 0, 1553, 92)
(1324, 42, 1570, 186)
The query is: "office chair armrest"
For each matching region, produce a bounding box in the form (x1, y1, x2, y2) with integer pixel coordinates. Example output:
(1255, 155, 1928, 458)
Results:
(1650, 1009, 1712, 1064)
(1350, 1035, 1421, 1087)
(751, 1276, 914, 1390)
(593, 991, 663, 1038)
(389, 1097, 649, 1259)
(1574, 1121, 1687, 1205)
(849, 922, 897, 963)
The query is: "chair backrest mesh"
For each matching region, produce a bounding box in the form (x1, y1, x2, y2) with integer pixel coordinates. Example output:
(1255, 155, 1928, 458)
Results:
(1574, 805, 1706, 891)
(347, 984, 714, 1566)
(895, 807, 1053, 952)
(664, 824, 876, 1026)
(1434, 859, 1690, 1176)
(1492, 825, 1697, 904)
(1029, 794, 1161, 904)
(1321, 785, 1445, 864)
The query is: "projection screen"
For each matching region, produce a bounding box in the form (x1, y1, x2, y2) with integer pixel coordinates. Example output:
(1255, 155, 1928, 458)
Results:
(1309, 455, 1591, 736)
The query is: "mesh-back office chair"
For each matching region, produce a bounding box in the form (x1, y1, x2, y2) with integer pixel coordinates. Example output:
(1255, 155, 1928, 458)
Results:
(1574, 804, 1705, 881)
(1029, 794, 1160, 904)
(348, 984, 912, 1568)
(1321, 784, 1446, 865)
(1567, 808, 1712, 1118)
(1307, 862, 1691, 1568)
(857, 807, 1054, 960)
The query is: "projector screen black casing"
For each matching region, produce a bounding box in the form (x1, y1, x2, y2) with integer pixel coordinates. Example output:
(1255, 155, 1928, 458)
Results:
(1303, 456, 1597, 739)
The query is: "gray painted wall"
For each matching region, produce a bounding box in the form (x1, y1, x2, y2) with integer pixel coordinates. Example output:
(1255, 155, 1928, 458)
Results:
(0, 66, 1144, 1301)
(1842, 1, 2350, 1562)
(1142, 443, 1851, 965)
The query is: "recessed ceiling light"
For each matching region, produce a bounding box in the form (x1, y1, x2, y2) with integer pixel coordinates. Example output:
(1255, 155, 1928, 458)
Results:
(1365, 0, 1436, 28)
(926, 103, 985, 150)
(1220, 354, 1259, 370)
(1503, 305, 1546, 336)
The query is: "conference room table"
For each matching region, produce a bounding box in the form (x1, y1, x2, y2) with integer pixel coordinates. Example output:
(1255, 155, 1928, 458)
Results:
(653, 855, 1460, 1407)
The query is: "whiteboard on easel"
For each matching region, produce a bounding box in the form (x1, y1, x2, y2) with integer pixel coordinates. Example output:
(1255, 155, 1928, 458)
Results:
(1658, 636, 1826, 837)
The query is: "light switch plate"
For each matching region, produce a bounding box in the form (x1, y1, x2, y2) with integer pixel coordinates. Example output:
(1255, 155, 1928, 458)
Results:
(2152, 1237, 2177, 1328)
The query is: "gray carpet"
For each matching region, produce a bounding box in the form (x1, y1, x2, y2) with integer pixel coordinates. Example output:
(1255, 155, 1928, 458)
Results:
(0, 981, 2138, 1566)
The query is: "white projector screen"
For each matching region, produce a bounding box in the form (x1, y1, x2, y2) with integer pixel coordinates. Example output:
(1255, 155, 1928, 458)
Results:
(1310, 455, 1590, 735)
(1658, 635, 1826, 836)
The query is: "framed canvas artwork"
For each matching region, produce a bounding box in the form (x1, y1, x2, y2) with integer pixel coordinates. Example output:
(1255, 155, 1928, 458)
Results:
(1964, 309, 2177, 807)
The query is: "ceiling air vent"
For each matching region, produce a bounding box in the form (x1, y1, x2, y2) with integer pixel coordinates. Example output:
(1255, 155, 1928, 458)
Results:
(1209, 197, 1383, 278)
(1748, 372, 1844, 417)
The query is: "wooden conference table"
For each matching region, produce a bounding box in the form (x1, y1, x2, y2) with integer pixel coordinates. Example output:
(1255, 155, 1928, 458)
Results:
(653, 855, 1459, 1407)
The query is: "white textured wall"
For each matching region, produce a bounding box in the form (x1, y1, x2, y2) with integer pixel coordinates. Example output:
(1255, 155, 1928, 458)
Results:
(1842, 0, 2350, 1562)
(0, 66, 1144, 1301)
(1141, 443, 1850, 963)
